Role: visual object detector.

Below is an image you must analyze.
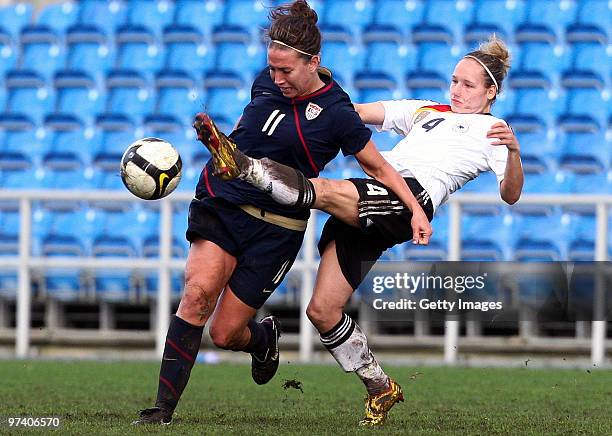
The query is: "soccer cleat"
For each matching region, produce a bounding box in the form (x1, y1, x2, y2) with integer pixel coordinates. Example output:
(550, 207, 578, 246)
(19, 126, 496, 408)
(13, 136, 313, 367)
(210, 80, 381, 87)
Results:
(251, 316, 281, 385)
(359, 378, 404, 426)
(131, 407, 173, 425)
(193, 113, 241, 181)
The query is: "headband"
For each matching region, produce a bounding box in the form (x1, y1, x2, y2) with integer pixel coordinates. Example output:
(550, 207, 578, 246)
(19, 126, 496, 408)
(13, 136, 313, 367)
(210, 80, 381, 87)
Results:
(464, 55, 499, 94)
(271, 39, 317, 57)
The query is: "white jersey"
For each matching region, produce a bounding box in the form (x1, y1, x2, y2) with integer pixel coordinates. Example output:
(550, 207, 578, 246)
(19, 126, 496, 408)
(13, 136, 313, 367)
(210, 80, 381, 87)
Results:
(377, 99, 509, 211)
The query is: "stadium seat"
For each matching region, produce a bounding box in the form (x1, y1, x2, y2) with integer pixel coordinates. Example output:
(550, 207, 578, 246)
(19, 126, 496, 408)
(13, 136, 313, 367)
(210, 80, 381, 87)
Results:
(0, 202, 19, 298)
(0, 113, 39, 156)
(0, 29, 17, 78)
(520, 155, 572, 195)
(565, 24, 609, 79)
(125, 0, 175, 37)
(5, 70, 53, 124)
(91, 112, 137, 157)
(41, 234, 87, 302)
(92, 234, 138, 302)
(321, 24, 364, 83)
(0, 151, 40, 189)
(405, 69, 447, 103)
(0, 2, 33, 39)
(173, 0, 224, 37)
(40, 151, 90, 190)
(508, 70, 560, 126)
(212, 24, 263, 80)
(321, 0, 374, 34)
(65, 24, 114, 80)
(412, 24, 458, 78)
(523, 0, 578, 38)
(154, 69, 201, 125)
(371, 0, 426, 30)
(574, 0, 612, 34)
(560, 70, 607, 127)
(565, 211, 597, 260)
(163, 24, 214, 73)
(470, 0, 526, 37)
(504, 114, 556, 160)
(422, 0, 473, 42)
(362, 24, 414, 85)
(353, 71, 399, 104)
(559, 128, 609, 175)
(54, 70, 104, 125)
(514, 24, 569, 75)
(105, 69, 154, 123)
(19, 25, 65, 82)
(224, 0, 271, 30)
(463, 23, 506, 50)
(203, 70, 248, 123)
(37, 0, 80, 34)
(512, 209, 568, 260)
(114, 24, 164, 77)
(42, 113, 89, 163)
(77, 0, 127, 36)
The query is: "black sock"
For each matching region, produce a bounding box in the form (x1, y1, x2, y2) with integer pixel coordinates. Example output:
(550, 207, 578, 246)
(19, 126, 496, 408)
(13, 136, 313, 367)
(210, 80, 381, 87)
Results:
(243, 319, 270, 358)
(155, 315, 204, 412)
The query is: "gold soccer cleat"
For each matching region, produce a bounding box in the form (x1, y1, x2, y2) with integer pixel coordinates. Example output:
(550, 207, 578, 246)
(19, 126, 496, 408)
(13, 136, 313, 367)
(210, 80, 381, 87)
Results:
(193, 113, 241, 181)
(359, 378, 404, 426)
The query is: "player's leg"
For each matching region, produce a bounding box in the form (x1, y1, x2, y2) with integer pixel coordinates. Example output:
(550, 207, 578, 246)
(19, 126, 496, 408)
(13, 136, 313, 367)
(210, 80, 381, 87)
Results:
(134, 239, 236, 425)
(307, 240, 404, 426)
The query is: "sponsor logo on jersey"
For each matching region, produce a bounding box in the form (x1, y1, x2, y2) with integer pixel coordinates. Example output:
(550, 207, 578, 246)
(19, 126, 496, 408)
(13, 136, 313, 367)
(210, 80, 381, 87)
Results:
(305, 102, 323, 120)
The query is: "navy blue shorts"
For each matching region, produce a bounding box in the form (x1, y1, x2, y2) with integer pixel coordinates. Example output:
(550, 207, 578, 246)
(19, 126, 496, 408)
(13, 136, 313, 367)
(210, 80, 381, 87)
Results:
(186, 197, 305, 309)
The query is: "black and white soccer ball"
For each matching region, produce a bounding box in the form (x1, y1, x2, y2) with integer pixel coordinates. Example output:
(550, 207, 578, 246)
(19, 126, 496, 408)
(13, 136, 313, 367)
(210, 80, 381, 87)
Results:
(120, 137, 182, 200)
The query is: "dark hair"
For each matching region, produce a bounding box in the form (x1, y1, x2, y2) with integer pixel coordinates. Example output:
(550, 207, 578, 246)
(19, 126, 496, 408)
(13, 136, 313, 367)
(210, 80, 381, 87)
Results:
(465, 35, 511, 99)
(266, 0, 321, 60)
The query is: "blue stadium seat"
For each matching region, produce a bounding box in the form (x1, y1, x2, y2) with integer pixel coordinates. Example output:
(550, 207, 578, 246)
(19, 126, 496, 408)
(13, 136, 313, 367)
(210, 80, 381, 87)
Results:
(362, 24, 414, 85)
(5, 70, 53, 124)
(154, 69, 202, 124)
(0, 29, 17, 78)
(203, 70, 248, 123)
(524, 0, 578, 38)
(37, 0, 80, 34)
(126, 0, 175, 37)
(461, 209, 510, 260)
(0, 113, 39, 156)
(0, 2, 33, 39)
(54, 70, 104, 124)
(471, 0, 526, 37)
(372, 0, 426, 29)
(514, 24, 569, 75)
(174, 0, 224, 37)
(321, 24, 364, 83)
(92, 112, 137, 157)
(321, 0, 374, 34)
(105, 69, 154, 123)
(163, 24, 214, 73)
(422, 0, 473, 42)
(353, 71, 399, 103)
(77, 0, 127, 35)
(212, 24, 263, 79)
(65, 24, 114, 80)
(505, 114, 556, 160)
(565, 211, 597, 260)
(224, 0, 271, 30)
(512, 210, 568, 260)
(115, 24, 164, 77)
(19, 25, 65, 82)
(92, 234, 138, 302)
(405, 70, 447, 103)
(520, 155, 571, 194)
(40, 151, 90, 190)
(463, 23, 506, 50)
(560, 70, 607, 127)
(559, 127, 609, 173)
(42, 114, 89, 162)
(508, 70, 561, 126)
(412, 24, 458, 78)
(41, 234, 86, 301)
(574, 0, 611, 34)
(565, 24, 609, 79)
(90, 203, 144, 250)
(0, 151, 40, 189)
(0, 203, 18, 298)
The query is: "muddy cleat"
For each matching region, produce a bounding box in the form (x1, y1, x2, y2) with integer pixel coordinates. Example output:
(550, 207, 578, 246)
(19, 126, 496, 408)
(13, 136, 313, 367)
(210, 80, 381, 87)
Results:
(193, 113, 240, 180)
(131, 407, 173, 425)
(359, 378, 404, 426)
(251, 316, 281, 385)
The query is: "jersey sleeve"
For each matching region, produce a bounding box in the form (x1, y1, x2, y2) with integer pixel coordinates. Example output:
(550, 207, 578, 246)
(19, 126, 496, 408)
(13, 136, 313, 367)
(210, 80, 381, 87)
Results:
(376, 99, 439, 136)
(486, 118, 509, 183)
(333, 104, 373, 156)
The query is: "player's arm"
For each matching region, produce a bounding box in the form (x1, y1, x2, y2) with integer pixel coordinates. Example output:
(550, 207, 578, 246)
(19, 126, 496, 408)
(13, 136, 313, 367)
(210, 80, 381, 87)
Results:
(354, 140, 432, 244)
(353, 102, 385, 125)
(487, 122, 523, 204)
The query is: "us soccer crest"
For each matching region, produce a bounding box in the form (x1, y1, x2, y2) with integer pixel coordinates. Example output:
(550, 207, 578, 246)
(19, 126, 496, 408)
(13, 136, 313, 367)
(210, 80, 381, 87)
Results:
(305, 102, 323, 120)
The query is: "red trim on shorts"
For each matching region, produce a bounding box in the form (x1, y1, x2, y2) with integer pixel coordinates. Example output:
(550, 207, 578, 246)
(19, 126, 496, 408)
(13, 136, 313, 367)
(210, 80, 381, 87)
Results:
(166, 338, 195, 363)
(423, 104, 452, 112)
(159, 376, 179, 399)
(203, 167, 215, 197)
(292, 104, 319, 175)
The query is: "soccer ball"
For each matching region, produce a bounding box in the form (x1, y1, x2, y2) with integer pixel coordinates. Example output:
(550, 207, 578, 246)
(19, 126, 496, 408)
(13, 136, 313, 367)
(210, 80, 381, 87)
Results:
(120, 137, 182, 200)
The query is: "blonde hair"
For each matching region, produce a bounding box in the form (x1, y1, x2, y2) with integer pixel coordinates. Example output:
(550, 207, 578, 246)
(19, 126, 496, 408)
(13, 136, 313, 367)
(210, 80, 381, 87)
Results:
(465, 35, 511, 98)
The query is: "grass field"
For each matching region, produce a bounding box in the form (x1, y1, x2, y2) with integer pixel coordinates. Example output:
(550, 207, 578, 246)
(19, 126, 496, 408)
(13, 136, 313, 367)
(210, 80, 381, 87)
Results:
(1, 360, 611, 435)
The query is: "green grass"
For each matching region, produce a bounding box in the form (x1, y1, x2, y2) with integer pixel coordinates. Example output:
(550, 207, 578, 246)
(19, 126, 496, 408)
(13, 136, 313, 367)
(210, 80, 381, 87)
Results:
(1, 360, 611, 435)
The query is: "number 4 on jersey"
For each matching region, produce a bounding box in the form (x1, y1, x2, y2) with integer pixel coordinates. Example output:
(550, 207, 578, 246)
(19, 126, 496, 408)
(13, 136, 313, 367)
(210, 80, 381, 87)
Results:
(366, 183, 388, 196)
(422, 117, 444, 132)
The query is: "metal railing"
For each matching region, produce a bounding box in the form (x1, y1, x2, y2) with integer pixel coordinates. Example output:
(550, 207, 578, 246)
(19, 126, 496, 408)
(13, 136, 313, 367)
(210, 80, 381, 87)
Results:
(1, 190, 610, 365)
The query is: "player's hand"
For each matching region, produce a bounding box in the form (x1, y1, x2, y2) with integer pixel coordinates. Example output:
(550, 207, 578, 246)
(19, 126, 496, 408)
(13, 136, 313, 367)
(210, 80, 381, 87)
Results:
(411, 210, 432, 245)
(487, 122, 520, 153)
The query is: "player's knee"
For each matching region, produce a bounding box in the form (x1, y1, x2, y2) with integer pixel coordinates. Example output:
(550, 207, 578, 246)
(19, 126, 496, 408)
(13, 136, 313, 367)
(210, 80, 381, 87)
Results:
(176, 280, 217, 324)
(209, 324, 240, 350)
(306, 298, 329, 330)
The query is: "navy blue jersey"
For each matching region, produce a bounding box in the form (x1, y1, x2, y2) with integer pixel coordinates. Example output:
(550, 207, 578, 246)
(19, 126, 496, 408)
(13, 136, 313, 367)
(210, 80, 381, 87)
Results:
(195, 67, 371, 219)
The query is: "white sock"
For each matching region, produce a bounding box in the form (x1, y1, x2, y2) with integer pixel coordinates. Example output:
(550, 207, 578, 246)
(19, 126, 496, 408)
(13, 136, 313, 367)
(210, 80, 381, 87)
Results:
(356, 356, 390, 395)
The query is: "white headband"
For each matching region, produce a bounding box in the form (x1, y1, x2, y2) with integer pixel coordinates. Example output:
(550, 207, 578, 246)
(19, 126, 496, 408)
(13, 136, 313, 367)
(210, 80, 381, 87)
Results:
(271, 39, 317, 57)
(464, 55, 499, 94)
